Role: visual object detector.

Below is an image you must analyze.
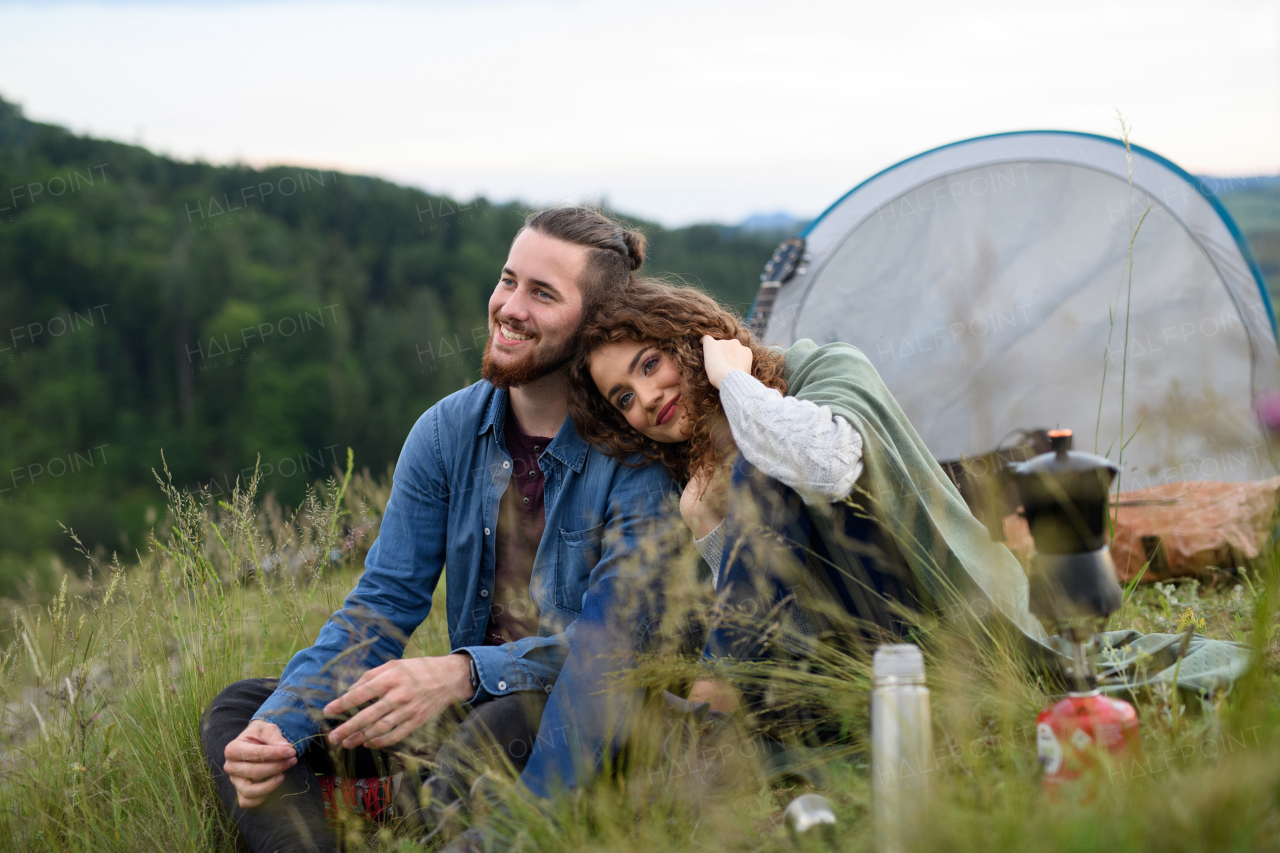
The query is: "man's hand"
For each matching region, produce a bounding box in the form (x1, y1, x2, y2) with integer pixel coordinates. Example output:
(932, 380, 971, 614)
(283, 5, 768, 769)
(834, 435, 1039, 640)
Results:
(222, 719, 297, 809)
(324, 654, 475, 750)
(688, 678, 742, 715)
(701, 335, 753, 389)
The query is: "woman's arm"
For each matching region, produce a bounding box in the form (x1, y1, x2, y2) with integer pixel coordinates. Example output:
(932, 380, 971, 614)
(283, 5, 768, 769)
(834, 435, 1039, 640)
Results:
(719, 369, 863, 503)
(701, 335, 862, 503)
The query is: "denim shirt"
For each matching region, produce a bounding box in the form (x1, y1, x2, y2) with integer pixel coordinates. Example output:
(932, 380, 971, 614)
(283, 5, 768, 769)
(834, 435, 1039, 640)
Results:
(253, 379, 677, 748)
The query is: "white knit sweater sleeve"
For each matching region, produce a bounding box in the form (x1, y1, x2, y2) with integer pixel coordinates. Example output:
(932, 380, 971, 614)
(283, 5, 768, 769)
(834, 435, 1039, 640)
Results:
(718, 369, 863, 504)
(693, 521, 726, 589)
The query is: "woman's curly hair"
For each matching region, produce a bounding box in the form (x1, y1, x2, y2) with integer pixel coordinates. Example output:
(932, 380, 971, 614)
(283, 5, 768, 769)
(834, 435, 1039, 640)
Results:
(568, 278, 786, 483)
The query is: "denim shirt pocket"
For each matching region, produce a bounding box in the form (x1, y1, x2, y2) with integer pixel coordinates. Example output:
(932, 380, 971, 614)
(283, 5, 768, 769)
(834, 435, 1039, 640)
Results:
(553, 522, 605, 615)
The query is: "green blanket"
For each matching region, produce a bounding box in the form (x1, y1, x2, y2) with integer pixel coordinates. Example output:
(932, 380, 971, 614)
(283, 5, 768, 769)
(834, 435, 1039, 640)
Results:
(783, 338, 1045, 639)
(781, 339, 1251, 696)
(1049, 630, 1254, 699)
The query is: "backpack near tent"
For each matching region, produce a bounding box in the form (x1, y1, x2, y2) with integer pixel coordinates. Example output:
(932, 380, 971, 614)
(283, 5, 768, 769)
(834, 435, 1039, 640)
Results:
(751, 131, 1280, 582)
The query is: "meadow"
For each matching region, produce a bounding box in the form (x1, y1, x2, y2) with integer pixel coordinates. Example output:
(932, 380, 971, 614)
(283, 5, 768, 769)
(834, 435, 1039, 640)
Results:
(1, 451, 1277, 853)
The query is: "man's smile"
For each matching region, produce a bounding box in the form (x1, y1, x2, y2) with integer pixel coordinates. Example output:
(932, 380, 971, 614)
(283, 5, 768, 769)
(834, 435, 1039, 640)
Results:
(497, 323, 533, 343)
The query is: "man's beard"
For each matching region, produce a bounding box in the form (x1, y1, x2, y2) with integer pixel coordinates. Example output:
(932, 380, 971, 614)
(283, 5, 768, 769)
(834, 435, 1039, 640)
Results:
(480, 322, 577, 390)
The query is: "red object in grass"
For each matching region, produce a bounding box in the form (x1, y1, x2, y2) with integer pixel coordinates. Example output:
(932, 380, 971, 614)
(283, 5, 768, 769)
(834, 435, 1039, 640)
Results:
(1037, 692, 1140, 792)
(318, 774, 396, 825)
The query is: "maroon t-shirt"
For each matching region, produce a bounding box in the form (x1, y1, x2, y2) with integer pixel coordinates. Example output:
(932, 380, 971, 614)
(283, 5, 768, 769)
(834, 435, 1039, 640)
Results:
(484, 406, 554, 645)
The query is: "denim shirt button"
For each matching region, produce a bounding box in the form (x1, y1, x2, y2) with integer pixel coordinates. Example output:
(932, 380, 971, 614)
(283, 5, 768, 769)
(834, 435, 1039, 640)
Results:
(479, 589, 489, 598)
(497, 680, 507, 691)
(544, 684, 552, 694)
(484, 527, 491, 535)
(502, 461, 510, 469)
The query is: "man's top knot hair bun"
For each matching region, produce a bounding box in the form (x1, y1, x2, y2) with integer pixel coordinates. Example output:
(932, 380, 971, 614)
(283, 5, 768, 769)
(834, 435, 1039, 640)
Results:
(619, 230, 646, 271)
(523, 206, 646, 305)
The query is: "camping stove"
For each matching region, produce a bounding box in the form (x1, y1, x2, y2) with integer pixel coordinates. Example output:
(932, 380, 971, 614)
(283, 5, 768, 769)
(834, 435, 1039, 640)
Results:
(1012, 429, 1140, 791)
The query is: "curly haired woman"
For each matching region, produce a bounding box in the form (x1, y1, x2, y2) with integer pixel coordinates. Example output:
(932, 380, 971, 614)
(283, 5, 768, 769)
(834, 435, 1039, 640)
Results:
(568, 278, 1040, 714)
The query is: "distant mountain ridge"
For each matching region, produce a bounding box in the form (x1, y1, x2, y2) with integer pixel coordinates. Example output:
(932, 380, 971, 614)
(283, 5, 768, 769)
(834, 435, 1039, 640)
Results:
(1196, 174, 1280, 194)
(736, 211, 809, 233)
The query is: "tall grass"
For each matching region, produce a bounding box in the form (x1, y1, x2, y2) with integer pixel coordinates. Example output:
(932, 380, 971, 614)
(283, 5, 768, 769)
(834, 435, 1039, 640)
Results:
(465, 557, 1280, 853)
(1, 451, 1278, 851)
(0, 455, 423, 851)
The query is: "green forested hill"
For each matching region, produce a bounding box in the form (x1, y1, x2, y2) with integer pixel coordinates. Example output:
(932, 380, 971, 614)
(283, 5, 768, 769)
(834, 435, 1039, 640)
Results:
(5, 91, 1277, 596)
(0, 97, 789, 592)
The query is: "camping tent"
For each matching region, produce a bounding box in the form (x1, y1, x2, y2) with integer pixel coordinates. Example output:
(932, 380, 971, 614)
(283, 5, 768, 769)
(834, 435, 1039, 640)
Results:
(756, 131, 1280, 491)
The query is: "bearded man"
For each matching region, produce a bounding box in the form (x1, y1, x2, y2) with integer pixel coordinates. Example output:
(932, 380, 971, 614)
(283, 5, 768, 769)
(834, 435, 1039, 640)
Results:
(200, 208, 676, 853)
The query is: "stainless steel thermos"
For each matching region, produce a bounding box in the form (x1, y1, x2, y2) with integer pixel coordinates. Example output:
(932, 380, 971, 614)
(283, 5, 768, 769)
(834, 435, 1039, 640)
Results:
(871, 644, 932, 853)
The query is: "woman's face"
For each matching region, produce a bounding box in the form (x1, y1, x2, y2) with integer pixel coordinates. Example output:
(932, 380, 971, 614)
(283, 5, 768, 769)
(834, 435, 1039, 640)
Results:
(589, 340, 693, 444)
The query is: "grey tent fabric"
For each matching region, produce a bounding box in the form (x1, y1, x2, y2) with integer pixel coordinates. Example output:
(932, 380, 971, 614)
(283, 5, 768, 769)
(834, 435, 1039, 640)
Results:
(762, 131, 1280, 489)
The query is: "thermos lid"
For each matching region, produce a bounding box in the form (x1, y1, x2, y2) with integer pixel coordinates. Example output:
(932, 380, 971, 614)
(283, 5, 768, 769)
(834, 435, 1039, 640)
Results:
(783, 793, 837, 837)
(873, 644, 926, 685)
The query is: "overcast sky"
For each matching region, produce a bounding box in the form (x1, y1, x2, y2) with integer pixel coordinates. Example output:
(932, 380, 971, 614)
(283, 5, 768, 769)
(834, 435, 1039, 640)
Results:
(1, 0, 1277, 225)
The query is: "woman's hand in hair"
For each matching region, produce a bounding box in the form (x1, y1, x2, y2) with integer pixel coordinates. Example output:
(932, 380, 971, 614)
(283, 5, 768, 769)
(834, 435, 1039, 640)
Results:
(700, 335, 753, 389)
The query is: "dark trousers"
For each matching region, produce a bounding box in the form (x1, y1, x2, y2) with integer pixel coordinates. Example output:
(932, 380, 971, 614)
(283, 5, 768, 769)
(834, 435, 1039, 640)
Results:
(701, 457, 922, 761)
(201, 678, 547, 853)
(709, 455, 920, 663)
